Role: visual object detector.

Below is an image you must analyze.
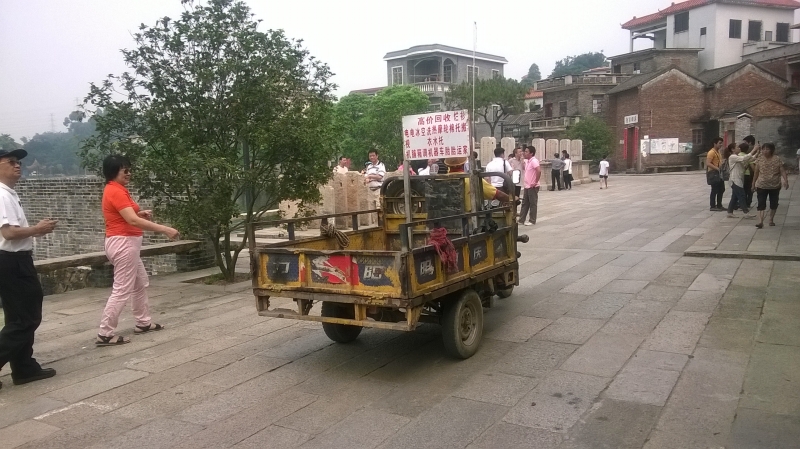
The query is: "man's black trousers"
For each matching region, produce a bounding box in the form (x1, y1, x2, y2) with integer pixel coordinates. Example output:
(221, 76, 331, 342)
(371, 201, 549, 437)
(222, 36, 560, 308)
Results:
(0, 250, 44, 375)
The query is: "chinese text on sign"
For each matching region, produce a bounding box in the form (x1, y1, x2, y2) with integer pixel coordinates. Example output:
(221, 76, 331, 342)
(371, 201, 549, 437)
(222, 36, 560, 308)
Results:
(401, 110, 471, 161)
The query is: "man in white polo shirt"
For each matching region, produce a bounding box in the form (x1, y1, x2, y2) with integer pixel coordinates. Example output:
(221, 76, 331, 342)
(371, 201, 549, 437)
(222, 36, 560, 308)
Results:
(485, 147, 512, 188)
(363, 150, 386, 210)
(0, 148, 58, 391)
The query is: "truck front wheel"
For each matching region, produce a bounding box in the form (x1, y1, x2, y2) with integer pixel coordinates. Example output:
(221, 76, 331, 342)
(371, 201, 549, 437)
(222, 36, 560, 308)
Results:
(321, 302, 363, 343)
(441, 289, 484, 359)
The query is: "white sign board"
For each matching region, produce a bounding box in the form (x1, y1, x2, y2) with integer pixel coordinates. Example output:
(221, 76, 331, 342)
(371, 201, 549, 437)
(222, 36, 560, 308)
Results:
(648, 138, 681, 154)
(402, 110, 470, 161)
(624, 114, 639, 125)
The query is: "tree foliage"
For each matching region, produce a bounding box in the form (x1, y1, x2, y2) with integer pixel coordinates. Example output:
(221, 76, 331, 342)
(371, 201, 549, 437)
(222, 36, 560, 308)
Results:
(521, 63, 541, 87)
(22, 132, 83, 175)
(333, 85, 429, 169)
(566, 116, 615, 163)
(80, 0, 337, 281)
(0, 134, 22, 151)
(549, 52, 606, 78)
(446, 76, 527, 137)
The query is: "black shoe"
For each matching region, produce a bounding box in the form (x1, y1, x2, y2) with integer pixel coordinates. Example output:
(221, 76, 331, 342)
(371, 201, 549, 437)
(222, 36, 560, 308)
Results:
(12, 368, 56, 385)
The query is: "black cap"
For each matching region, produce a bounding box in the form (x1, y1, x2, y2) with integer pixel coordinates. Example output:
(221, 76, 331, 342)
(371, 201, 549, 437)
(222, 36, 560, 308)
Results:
(0, 149, 27, 160)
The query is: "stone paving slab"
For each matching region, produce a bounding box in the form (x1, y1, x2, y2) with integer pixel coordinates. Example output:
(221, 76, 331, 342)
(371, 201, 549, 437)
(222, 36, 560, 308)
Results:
(1, 174, 799, 448)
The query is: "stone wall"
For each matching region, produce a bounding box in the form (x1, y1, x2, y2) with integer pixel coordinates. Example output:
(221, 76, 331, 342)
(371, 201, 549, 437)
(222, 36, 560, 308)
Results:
(15, 176, 215, 284)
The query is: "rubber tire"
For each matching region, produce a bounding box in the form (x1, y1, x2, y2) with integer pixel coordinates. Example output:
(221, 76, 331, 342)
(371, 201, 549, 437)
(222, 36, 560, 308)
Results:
(384, 179, 423, 215)
(441, 289, 484, 359)
(321, 302, 363, 343)
(496, 285, 514, 298)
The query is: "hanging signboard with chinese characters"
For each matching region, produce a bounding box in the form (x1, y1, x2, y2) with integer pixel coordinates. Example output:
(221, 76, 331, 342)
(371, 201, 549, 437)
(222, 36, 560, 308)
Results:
(402, 110, 471, 161)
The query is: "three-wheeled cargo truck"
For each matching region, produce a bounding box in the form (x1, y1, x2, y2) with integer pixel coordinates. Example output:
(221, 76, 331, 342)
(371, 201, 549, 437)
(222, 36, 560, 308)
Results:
(248, 170, 527, 358)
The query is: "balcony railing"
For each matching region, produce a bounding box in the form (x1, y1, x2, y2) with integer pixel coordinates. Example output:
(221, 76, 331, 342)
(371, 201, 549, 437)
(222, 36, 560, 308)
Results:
(415, 81, 450, 94)
(530, 116, 580, 131)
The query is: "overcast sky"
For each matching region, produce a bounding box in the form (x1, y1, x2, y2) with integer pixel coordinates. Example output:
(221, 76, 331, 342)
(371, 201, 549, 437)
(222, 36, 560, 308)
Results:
(0, 0, 735, 140)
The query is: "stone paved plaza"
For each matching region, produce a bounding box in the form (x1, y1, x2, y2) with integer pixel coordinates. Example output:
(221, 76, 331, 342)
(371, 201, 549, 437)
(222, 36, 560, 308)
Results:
(0, 173, 798, 449)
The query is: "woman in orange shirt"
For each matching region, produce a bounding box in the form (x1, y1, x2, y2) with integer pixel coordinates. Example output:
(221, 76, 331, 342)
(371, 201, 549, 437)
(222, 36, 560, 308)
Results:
(96, 155, 180, 346)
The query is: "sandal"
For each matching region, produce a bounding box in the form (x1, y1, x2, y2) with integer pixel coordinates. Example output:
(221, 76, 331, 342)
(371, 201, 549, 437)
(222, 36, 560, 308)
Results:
(756, 223, 763, 229)
(96, 335, 129, 346)
(134, 323, 164, 334)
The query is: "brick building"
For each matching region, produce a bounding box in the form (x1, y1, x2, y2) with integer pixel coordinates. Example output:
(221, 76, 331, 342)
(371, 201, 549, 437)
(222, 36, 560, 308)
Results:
(606, 60, 796, 171)
(530, 71, 632, 140)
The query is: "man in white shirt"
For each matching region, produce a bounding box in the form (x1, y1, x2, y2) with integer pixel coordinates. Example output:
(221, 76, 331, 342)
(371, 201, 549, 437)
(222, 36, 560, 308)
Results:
(333, 156, 348, 175)
(485, 147, 512, 188)
(364, 150, 386, 210)
(0, 148, 58, 390)
(599, 156, 610, 189)
(418, 158, 438, 176)
(727, 143, 760, 218)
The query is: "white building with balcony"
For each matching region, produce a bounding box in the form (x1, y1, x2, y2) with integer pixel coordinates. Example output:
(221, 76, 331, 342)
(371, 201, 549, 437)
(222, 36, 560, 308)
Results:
(623, 0, 800, 72)
(382, 44, 507, 111)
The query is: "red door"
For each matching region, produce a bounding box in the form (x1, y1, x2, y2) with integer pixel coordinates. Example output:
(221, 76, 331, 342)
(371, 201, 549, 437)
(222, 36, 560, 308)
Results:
(625, 127, 638, 169)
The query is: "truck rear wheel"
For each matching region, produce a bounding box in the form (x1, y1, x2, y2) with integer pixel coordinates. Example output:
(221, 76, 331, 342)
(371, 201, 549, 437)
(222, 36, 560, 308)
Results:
(497, 285, 514, 298)
(441, 289, 484, 359)
(321, 302, 363, 343)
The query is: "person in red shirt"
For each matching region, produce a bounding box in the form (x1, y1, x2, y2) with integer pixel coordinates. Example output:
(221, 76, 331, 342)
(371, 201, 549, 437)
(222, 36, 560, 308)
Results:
(96, 155, 180, 346)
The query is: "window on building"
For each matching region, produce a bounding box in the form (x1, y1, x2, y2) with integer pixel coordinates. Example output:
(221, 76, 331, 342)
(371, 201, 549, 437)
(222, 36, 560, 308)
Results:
(544, 103, 553, 118)
(429, 103, 442, 112)
(730, 19, 742, 38)
(592, 98, 603, 114)
(558, 101, 567, 117)
(613, 64, 622, 74)
(392, 66, 403, 85)
(443, 64, 453, 83)
(776, 22, 790, 42)
(692, 129, 704, 146)
(492, 69, 500, 79)
(748, 21, 762, 41)
(674, 12, 689, 33)
(633, 62, 641, 73)
(467, 65, 479, 84)
(700, 27, 707, 36)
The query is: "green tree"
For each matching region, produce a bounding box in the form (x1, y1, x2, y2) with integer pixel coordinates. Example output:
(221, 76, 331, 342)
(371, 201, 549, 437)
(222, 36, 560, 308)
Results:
(0, 134, 22, 151)
(521, 63, 541, 87)
(80, 0, 337, 281)
(22, 132, 82, 175)
(566, 116, 614, 163)
(331, 93, 372, 165)
(360, 85, 429, 168)
(446, 76, 527, 137)
(332, 85, 429, 169)
(550, 52, 606, 78)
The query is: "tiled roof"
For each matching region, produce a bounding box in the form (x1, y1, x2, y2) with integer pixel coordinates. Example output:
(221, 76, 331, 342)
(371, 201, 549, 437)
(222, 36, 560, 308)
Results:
(622, 0, 800, 30)
(606, 67, 675, 95)
(697, 60, 785, 84)
(717, 98, 799, 117)
(348, 86, 385, 95)
(606, 60, 784, 95)
(503, 112, 544, 125)
(525, 89, 543, 99)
